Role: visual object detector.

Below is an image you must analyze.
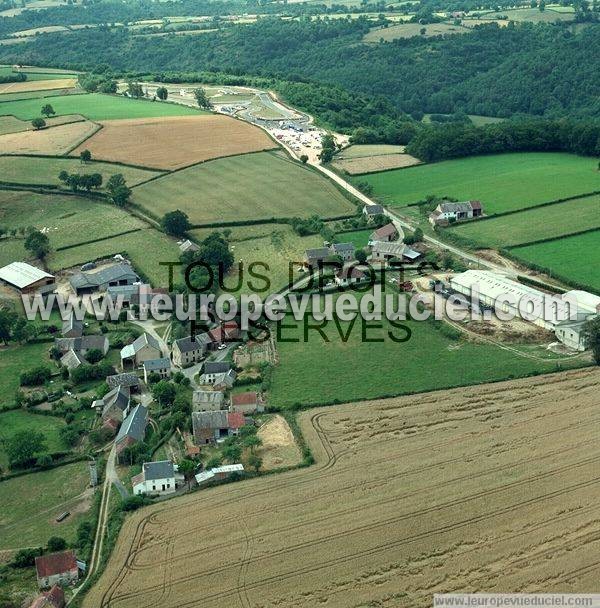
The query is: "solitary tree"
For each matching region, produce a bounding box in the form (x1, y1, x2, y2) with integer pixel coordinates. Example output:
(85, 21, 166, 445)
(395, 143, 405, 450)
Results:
(300, 154, 308, 164)
(47, 537, 67, 552)
(161, 210, 191, 236)
(247, 453, 262, 473)
(106, 174, 131, 207)
(31, 117, 46, 130)
(156, 86, 168, 100)
(193, 87, 210, 109)
(24, 230, 50, 259)
(6, 430, 46, 468)
(178, 458, 196, 489)
(80, 149, 92, 163)
(41, 104, 55, 118)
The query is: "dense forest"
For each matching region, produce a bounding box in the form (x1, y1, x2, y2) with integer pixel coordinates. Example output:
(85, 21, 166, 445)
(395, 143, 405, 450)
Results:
(2, 17, 599, 123)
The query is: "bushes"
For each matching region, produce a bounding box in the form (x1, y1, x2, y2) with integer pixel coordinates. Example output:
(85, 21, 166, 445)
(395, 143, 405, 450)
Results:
(71, 361, 113, 384)
(20, 365, 52, 386)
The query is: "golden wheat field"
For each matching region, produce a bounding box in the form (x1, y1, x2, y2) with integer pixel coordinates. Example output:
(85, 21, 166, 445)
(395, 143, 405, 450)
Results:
(84, 368, 600, 608)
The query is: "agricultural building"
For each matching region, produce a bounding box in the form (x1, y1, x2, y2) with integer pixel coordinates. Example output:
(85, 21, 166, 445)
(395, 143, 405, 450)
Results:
(0, 262, 55, 294)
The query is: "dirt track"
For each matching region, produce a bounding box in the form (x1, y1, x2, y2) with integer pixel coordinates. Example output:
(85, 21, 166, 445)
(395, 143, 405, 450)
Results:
(83, 367, 600, 608)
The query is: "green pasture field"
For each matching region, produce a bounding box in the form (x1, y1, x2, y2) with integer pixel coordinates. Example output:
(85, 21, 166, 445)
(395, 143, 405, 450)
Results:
(224, 227, 322, 295)
(0, 156, 162, 187)
(0, 65, 78, 80)
(337, 228, 372, 248)
(336, 144, 406, 159)
(357, 153, 600, 213)
(0, 191, 147, 249)
(364, 21, 468, 42)
(467, 115, 505, 126)
(131, 151, 356, 224)
(0, 341, 51, 404)
(448, 194, 600, 248)
(479, 7, 574, 22)
(269, 293, 583, 408)
(0, 237, 26, 267)
(189, 222, 292, 243)
(0, 92, 208, 121)
(0, 408, 66, 469)
(0, 462, 90, 549)
(509, 230, 600, 293)
(49, 228, 181, 287)
(0, 89, 83, 103)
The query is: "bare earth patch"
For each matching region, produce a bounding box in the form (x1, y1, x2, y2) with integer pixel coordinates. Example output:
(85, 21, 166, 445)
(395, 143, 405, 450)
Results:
(84, 368, 600, 608)
(0, 77, 76, 94)
(257, 414, 302, 470)
(333, 152, 421, 174)
(72, 115, 278, 170)
(0, 120, 99, 154)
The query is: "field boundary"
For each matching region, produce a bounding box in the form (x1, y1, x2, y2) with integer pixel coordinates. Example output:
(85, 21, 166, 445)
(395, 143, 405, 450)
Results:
(504, 226, 600, 250)
(55, 228, 145, 252)
(0, 90, 86, 105)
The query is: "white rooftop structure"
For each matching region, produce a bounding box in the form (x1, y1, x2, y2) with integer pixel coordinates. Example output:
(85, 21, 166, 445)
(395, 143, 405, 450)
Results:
(563, 290, 600, 314)
(0, 262, 54, 289)
(195, 463, 244, 485)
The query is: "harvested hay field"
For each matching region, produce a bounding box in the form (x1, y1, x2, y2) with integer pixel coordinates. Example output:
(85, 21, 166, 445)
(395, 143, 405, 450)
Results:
(0, 119, 98, 154)
(0, 77, 76, 95)
(84, 368, 600, 608)
(72, 115, 278, 170)
(0, 113, 85, 136)
(333, 152, 421, 175)
(257, 414, 302, 471)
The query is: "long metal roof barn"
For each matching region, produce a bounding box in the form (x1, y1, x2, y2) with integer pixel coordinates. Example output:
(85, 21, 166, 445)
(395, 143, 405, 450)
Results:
(0, 262, 54, 289)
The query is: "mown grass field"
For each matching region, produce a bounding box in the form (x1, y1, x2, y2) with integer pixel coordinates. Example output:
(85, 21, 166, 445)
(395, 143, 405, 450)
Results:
(0, 92, 207, 121)
(0, 461, 90, 549)
(448, 194, 600, 248)
(337, 228, 372, 248)
(509, 230, 600, 293)
(83, 368, 600, 608)
(364, 21, 468, 41)
(0, 155, 161, 186)
(0, 237, 26, 267)
(269, 294, 581, 408)
(0, 409, 66, 469)
(0, 341, 52, 407)
(358, 153, 600, 213)
(0, 191, 147, 249)
(132, 151, 356, 224)
(0, 65, 78, 80)
(0, 88, 82, 103)
(49, 228, 181, 287)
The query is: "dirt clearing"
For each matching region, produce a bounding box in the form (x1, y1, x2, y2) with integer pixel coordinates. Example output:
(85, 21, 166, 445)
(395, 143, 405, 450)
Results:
(72, 115, 278, 170)
(0, 119, 98, 154)
(257, 414, 302, 470)
(84, 367, 600, 608)
(333, 152, 421, 174)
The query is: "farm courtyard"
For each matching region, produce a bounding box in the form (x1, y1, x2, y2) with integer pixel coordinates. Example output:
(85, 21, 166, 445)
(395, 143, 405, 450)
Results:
(83, 368, 600, 608)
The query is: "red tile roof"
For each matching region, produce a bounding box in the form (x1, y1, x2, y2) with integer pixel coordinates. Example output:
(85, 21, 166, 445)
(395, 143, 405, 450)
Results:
(373, 223, 397, 239)
(231, 391, 258, 406)
(45, 585, 65, 608)
(35, 551, 77, 579)
(470, 200, 482, 210)
(227, 412, 246, 429)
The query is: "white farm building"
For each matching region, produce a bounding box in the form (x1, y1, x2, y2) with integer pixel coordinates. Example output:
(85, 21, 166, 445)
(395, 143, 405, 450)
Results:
(449, 270, 599, 350)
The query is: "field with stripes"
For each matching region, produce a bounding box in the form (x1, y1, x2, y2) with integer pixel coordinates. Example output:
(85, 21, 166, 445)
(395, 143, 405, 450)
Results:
(83, 368, 600, 608)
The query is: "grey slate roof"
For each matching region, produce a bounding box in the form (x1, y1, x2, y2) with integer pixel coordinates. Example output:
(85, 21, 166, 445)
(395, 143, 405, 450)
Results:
(174, 334, 210, 353)
(116, 404, 148, 443)
(70, 263, 138, 291)
(106, 373, 139, 389)
(55, 335, 108, 354)
(143, 358, 171, 371)
(371, 241, 406, 257)
(305, 247, 330, 260)
(203, 361, 231, 374)
(62, 315, 83, 337)
(179, 239, 199, 253)
(132, 332, 160, 353)
(193, 390, 225, 406)
(102, 386, 130, 418)
(364, 204, 384, 215)
(143, 460, 175, 481)
(60, 349, 86, 370)
(212, 369, 236, 388)
(331, 242, 355, 253)
(192, 410, 228, 430)
(439, 201, 476, 214)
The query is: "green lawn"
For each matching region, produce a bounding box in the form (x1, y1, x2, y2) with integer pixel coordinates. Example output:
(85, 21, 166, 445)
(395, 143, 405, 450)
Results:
(49, 228, 181, 287)
(448, 194, 600, 248)
(0, 462, 90, 549)
(0, 92, 208, 121)
(357, 153, 600, 213)
(509, 230, 600, 293)
(132, 151, 356, 224)
(0, 341, 52, 407)
(0, 156, 161, 187)
(338, 228, 372, 248)
(269, 293, 582, 408)
(0, 409, 66, 469)
(0, 190, 147, 249)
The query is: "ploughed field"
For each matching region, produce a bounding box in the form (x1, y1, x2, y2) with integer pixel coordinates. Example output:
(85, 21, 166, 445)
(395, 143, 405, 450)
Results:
(84, 368, 600, 607)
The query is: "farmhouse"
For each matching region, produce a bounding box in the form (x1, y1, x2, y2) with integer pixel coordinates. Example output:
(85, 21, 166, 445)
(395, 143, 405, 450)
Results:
(115, 405, 148, 459)
(96, 386, 131, 424)
(35, 550, 78, 589)
(132, 460, 176, 496)
(61, 314, 83, 338)
(213, 369, 237, 390)
(429, 200, 483, 226)
(193, 390, 225, 411)
(362, 204, 384, 221)
(369, 223, 398, 243)
(330, 242, 355, 262)
(335, 266, 366, 287)
(200, 361, 232, 383)
(28, 584, 65, 608)
(305, 247, 330, 268)
(230, 391, 264, 414)
(120, 332, 162, 368)
(60, 349, 87, 371)
(143, 357, 171, 382)
(54, 335, 109, 357)
(192, 410, 245, 445)
(195, 463, 244, 485)
(172, 334, 211, 367)
(106, 372, 140, 392)
(0, 262, 55, 295)
(70, 263, 139, 295)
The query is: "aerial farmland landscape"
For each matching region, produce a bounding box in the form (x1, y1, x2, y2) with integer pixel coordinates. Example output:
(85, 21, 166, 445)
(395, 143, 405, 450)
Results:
(0, 1, 599, 607)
